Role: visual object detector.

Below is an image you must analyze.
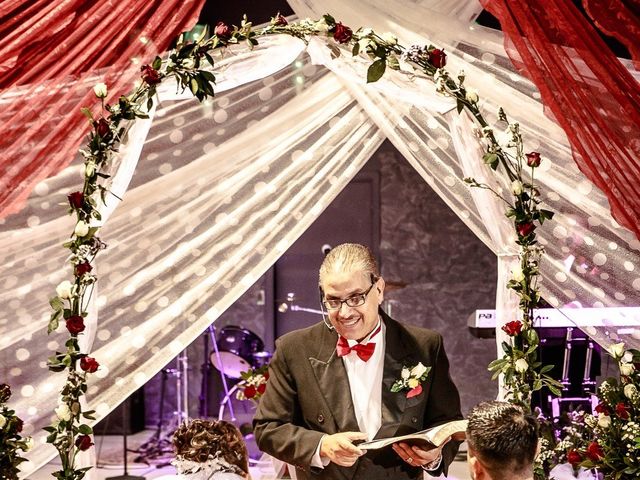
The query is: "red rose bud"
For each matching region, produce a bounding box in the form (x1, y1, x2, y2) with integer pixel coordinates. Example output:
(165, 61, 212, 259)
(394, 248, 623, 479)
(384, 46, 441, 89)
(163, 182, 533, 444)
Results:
(501, 320, 523, 336)
(567, 450, 582, 466)
(80, 356, 99, 373)
(75, 434, 94, 451)
(75, 262, 93, 277)
(94, 117, 110, 138)
(406, 385, 423, 399)
(429, 48, 447, 68)
(586, 442, 604, 462)
(333, 22, 353, 44)
(594, 402, 610, 415)
(68, 191, 85, 209)
(273, 14, 288, 26)
(526, 151, 541, 168)
(615, 402, 630, 419)
(66, 315, 86, 335)
(140, 64, 161, 85)
(257, 383, 266, 395)
(516, 221, 535, 237)
(264, 371, 270, 380)
(244, 385, 257, 399)
(214, 21, 232, 39)
(12, 417, 23, 433)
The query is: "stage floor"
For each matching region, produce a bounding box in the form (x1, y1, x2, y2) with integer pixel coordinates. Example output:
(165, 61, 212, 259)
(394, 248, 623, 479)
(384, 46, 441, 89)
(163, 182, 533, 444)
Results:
(29, 430, 471, 480)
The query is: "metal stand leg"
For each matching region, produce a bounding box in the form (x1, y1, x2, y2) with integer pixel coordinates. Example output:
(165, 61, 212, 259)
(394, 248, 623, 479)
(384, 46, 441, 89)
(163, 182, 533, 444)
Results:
(208, 324, 235, 421)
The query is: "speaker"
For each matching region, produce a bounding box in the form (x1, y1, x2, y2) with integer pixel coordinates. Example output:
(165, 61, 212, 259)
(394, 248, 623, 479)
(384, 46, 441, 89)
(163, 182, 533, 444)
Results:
(94, 387, 145, 435)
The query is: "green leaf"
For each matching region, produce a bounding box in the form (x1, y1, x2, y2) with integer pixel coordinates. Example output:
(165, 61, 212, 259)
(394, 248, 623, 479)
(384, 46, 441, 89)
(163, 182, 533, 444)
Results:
(147, 96, 154, 111)
(482, 153, 498, 165)
(78, 424, 93, 435)
(80, 108, 94, 121)
(189, 78, 199, 95)
(49, 296, 64, 311)
(366, 59, 386, 83)
(323, 14, 336, 26)
(152, 56, 162, 70)
(456, 99, 464, 114)
(200, 70, 216, 84)
(352, 42, 360, 57)
(47, 309, 62, 334)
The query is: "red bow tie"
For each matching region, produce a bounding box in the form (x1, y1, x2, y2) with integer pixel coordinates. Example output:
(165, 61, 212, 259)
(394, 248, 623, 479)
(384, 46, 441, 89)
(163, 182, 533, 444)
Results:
(336, 324, 382, 362)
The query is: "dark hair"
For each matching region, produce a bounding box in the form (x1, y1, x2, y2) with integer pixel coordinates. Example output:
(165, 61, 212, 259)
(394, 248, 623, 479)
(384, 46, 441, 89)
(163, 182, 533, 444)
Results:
(466, 401, 538, 480)
(173, 419, 249, 475)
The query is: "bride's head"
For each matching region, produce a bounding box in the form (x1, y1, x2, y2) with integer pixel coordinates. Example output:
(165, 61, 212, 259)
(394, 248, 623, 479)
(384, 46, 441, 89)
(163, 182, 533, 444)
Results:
(173, 419, 249, 478)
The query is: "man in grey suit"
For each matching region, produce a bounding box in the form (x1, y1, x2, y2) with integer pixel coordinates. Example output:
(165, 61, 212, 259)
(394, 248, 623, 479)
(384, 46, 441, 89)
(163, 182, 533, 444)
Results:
(254, 243, 462, 479)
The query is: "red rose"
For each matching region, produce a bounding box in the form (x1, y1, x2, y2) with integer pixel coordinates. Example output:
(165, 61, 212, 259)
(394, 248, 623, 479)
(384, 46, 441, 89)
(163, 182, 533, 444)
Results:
(273, 14, 288, 26)
(66, 315, 85, 335)
(75, 262, 92, 277)
(567, 450, 582, 466)
(516, 221, 535, 237)
(244, 385, 257, 399)
(80, 356, 99, 373)
(406, 385, 422, 399)
(10, 417, 23, 433)
(75, 434, 94, 451)
(526, 151, 541, 167)
(94, 117, 110, 138)
(501, 320, 523, 336)
(429, 48, 447, 68)
(615, 402, 630, 420)
(585, 441, 604, 462)
(264, 371, 270, 380)
(214, 21, 232, 39)
(333, 22, 353, 44)
(67, 191, 84, 209)
(140, 65, 161, 85)
(257, 383, 266, 395)
(594, 402, 610, 415)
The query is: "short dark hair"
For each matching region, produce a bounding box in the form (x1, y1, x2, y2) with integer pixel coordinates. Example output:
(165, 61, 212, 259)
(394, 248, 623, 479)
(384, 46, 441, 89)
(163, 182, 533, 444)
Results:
(466, 401, 538, 479)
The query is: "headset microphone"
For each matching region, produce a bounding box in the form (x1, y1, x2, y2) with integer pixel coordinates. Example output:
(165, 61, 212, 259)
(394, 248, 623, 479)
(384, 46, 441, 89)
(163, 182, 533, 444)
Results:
(318, 286, 334, 331)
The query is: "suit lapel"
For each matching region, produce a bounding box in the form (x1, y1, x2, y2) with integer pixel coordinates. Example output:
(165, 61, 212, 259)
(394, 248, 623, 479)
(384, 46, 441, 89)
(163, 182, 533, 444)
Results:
(308, 325, 360, 433)
(376, 314, 417, 439)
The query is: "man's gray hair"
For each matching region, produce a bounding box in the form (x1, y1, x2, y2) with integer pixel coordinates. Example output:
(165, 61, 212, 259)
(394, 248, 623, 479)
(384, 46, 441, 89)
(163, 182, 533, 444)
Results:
(319, 243, 380, 286)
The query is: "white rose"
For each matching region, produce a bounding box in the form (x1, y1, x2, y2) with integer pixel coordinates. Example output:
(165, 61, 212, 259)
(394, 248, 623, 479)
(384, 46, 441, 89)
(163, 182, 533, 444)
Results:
(515, 358, 529, 373)
(511, 265, 525, 283)
(359, 27, 373, 36)
(401, 367, 410, 380)
(597, 414, 611, 429)
(315, 20, 329, 32)
(74, 220, 90, 237)
(55, 403, 71, 422)
(620, 362, 635, 376)
(23, 437, 34, 451)
(584, 414, 597, 428)
(608, 342, 626, 359)
(624, 384, 637, 400)
(410, 362, 428, 378)
(56, 280, 74, 299)
(0, 414, 6, 428)
(93, 82, 107, 98)
(85, 161, 96, 178)
(465, 88, 479, 103)
(511, 180, 523, 195)
(381, 32, 398, 45)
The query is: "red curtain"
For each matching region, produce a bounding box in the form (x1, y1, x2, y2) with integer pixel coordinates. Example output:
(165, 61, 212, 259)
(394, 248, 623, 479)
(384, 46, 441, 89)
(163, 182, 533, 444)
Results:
(481, 0, 640, 240)
(0, 0, 205, 219)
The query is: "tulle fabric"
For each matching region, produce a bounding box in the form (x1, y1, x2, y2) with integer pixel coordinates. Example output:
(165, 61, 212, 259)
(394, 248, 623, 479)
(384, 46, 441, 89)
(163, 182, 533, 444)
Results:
(480, 0, 640, 240)
(0, 0, 205, 220)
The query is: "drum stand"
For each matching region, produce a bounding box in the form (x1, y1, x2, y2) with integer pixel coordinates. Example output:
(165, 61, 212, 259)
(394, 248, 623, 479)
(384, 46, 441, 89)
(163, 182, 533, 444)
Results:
(204, 324, 236, 420)
(134, 350, 190, 464)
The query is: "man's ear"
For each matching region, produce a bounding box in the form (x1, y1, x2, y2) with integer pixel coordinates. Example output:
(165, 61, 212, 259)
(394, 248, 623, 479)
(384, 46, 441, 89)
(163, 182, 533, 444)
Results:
(468, 456, 485, 480)
(376, 277, 385, 304)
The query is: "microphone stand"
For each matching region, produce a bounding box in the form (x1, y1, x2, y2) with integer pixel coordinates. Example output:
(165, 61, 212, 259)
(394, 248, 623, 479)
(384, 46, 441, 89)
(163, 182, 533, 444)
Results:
(106, 398, 145, 480)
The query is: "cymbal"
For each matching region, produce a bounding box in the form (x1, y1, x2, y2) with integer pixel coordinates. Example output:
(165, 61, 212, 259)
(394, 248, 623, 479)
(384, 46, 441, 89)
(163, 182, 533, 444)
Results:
(385, 280, 408, 292)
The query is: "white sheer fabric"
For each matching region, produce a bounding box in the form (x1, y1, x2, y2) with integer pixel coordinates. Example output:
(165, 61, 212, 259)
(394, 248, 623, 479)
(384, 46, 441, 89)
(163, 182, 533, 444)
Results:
(2, 1, 640, 476)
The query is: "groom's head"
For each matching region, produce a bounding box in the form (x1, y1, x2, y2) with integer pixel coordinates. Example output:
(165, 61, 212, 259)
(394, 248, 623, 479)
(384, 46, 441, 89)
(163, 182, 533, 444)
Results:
(466, 401, 538, 480)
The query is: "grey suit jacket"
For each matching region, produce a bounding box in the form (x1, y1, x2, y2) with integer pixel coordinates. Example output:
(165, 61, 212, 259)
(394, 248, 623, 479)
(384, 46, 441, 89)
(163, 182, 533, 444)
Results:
(253, 312, 462, 480)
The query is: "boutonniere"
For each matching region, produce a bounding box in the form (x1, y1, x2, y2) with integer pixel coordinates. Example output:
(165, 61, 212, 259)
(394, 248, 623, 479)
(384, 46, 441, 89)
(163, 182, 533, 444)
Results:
(391, 362, 431, 398)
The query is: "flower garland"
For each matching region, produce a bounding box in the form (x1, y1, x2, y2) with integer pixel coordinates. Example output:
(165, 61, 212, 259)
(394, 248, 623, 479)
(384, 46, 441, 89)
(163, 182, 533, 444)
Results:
(0, 384, 33, 480)
(45, 12, 561, 477)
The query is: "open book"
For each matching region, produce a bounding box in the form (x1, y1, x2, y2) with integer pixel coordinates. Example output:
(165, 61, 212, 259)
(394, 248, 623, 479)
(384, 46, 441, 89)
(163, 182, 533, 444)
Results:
(358, 419, 468, 450)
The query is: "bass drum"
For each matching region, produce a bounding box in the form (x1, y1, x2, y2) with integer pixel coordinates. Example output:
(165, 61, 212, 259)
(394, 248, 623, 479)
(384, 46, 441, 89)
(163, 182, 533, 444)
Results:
(210, 325, 265, 378)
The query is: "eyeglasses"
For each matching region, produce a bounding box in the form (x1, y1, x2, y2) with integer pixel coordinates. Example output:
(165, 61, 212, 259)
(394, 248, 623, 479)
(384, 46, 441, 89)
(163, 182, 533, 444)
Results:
(323, 282, 376, 311)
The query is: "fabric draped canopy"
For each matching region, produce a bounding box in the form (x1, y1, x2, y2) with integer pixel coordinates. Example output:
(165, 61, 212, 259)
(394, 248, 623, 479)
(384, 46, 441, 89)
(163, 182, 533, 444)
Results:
(1, 0, 639, 476)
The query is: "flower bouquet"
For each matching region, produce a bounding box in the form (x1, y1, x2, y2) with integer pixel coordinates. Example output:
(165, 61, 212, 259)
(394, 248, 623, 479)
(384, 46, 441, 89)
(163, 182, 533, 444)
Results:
(235, 365, 269, 402)
(0, 383, 32, 480)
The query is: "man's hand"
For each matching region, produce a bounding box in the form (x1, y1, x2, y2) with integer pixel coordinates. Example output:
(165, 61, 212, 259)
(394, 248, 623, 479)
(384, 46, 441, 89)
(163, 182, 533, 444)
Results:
(320, 432, 367, 466)
(392, 441, 445, 468)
